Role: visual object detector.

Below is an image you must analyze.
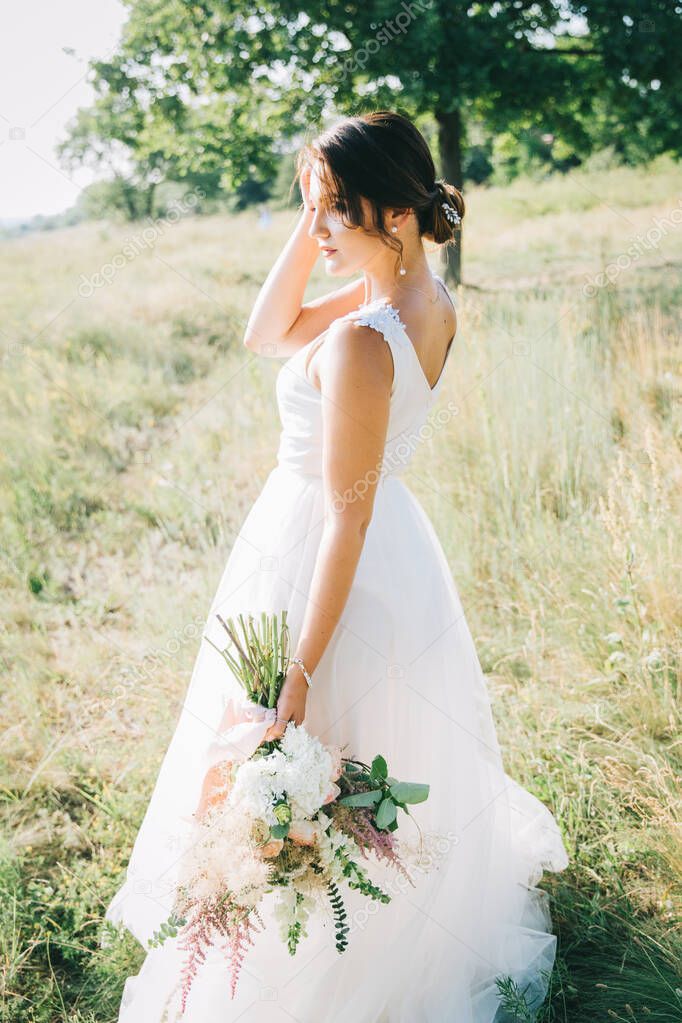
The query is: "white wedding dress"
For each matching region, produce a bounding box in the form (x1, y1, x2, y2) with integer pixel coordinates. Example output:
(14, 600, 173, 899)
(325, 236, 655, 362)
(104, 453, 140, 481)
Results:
(105, 273, 569, 1022)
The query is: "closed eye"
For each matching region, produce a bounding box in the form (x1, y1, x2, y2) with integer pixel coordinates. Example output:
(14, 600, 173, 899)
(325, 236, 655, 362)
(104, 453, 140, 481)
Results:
(309, 200, 346, 219)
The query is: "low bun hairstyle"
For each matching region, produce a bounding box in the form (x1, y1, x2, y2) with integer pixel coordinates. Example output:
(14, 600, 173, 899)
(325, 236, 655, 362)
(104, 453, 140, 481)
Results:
(296, 110, 465, 271)
(427, 179, 466, 245)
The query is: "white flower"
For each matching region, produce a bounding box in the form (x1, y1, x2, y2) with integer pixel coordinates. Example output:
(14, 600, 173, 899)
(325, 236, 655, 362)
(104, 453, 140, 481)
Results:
(317, 824, 360, 881)
(228, 725, 337, 824)
(277, 724, 335, 817)
(273, 882, 317, 945)
(230, 752, 288, 825)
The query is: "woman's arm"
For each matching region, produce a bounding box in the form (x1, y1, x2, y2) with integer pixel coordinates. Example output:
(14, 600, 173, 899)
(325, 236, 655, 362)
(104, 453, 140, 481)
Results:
(243, 169, 365, 358)
(263, 319, 394, 740)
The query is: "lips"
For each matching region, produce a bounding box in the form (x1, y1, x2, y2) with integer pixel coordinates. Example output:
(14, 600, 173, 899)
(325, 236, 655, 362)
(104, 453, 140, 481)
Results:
(321, 247, 337, 256)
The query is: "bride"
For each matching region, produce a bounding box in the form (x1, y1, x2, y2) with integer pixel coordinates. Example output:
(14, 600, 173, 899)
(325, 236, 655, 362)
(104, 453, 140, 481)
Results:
(106, 109, 569, 1022)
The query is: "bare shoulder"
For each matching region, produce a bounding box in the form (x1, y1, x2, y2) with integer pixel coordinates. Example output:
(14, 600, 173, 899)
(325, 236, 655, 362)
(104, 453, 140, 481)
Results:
(319, 316, 394, 394)
(435, 277, 458, 339)
(444, 291, 457, 335)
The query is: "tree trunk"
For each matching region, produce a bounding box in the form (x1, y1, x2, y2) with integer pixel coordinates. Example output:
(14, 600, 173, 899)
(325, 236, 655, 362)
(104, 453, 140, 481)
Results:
(118, 177, 138, 221)
(435, 108, 463, 287)
(145, 181, 157, 220)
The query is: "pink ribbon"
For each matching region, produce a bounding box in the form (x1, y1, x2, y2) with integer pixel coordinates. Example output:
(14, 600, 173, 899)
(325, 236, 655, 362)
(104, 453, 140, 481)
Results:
(204, 698, 278, 770)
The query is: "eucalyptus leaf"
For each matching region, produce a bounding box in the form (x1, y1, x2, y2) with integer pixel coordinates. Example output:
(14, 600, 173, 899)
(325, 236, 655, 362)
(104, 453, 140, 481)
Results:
(389, 782, 429, 804)
(375, 797, 398, 829)
(338, 789, 383, 807)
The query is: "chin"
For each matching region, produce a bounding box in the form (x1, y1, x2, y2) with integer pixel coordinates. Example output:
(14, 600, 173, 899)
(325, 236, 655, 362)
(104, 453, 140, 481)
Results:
(324, 258, 352, 278)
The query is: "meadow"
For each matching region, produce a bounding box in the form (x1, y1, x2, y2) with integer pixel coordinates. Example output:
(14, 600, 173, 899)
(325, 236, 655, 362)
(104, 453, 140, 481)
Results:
(0, 155, 680, 1021)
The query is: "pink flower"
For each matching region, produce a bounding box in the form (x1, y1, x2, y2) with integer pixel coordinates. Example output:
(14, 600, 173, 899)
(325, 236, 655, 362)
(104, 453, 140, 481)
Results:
(260, 838, 284, 858)
(195, 759, 235, 821)
(322, 782, 341, 805)
(288, 820, 320, 846)
(328, 745, 343, 781)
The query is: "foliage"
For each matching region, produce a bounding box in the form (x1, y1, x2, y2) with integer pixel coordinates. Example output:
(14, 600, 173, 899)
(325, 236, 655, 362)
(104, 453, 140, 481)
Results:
(56, 1, 682, 220)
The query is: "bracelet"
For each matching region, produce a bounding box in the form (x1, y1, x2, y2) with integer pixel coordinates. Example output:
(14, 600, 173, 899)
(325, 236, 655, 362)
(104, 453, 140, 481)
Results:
(290, 657, 313, 688)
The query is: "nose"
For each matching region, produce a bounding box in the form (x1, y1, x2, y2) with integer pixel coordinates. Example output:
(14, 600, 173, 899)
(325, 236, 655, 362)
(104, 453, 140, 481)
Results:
(308, 208, 330, 241)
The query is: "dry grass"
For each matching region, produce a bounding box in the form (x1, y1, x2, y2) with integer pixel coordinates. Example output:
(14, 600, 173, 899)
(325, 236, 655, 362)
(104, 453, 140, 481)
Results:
(1, 156, 681, 1021)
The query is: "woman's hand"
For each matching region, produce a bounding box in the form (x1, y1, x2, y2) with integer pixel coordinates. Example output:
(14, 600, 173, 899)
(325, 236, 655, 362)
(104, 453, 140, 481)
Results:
(241, 161, 319, 357)
(262, 665, 309, 743)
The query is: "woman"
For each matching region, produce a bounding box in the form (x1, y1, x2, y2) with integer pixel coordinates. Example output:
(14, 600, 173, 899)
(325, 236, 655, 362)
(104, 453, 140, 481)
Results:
(107, 110, 568, 1022)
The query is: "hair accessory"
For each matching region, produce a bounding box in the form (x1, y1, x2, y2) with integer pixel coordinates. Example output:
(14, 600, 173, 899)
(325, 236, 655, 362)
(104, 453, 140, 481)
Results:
(441, 201, 461, 227)
(290, 656, 313, 688)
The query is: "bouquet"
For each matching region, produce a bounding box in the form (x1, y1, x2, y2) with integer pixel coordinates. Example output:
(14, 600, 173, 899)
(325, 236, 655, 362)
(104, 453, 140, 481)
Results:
(150, 611, 431, 1014)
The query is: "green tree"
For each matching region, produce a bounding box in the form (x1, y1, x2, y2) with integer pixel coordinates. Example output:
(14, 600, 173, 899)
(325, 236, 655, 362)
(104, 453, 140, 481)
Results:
(573, 2, 682, 160)
(60, 1, 682, 283)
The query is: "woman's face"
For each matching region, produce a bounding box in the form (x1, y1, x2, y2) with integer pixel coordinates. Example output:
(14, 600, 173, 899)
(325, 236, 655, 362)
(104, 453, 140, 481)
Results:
(306, 162, 382, 277)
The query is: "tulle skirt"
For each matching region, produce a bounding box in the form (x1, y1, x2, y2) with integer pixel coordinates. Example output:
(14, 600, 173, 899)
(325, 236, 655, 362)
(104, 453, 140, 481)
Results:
(106, 464, 569, 1022)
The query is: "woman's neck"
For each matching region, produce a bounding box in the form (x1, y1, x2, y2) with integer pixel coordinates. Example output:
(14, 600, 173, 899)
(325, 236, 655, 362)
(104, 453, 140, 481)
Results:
(361, 245, 435, 306)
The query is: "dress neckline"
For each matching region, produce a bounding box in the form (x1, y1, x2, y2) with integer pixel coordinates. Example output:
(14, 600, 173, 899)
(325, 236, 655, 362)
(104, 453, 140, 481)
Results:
(357, 273, 456, 395)
(296, 271, 456, 397)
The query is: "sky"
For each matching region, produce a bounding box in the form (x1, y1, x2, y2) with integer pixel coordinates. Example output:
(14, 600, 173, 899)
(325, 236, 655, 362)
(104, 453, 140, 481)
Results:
(0, 0, 127, 221)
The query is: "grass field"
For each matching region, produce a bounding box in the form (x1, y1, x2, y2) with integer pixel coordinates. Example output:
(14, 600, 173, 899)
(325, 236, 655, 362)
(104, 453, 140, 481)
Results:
(1, 155, 681, 1021)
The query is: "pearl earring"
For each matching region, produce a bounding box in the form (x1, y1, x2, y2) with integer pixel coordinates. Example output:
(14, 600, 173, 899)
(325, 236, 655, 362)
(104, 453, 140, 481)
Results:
(391, 226, 406, 274)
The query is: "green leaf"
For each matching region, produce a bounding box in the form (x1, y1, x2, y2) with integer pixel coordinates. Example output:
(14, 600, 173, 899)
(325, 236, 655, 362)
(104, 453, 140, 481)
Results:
(370, 754, 388, 780)
(270, 823, 289, 839)
(375, 797, 398, 829)
(338, 789, 383, 807)
(389, 782, 429, 804)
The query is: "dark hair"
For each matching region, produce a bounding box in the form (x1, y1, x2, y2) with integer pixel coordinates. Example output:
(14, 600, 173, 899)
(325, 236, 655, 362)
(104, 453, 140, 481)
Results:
(296, 110, 465, 274)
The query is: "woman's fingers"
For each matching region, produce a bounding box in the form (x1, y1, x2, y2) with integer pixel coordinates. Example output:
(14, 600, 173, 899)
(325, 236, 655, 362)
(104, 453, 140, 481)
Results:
(300, 163, 312, 204)
(260, 680, 307, 743)
(263, 717, 290, 743)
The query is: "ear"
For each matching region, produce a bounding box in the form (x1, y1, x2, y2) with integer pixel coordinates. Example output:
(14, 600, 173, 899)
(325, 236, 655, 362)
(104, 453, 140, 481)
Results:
(386, 207, 412, 233)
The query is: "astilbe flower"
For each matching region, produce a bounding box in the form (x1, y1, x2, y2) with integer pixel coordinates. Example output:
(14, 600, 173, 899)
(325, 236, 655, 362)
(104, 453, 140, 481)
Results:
(177, 895, 265, 1012)
(335, 805, 416, 886)
(176, 800, 271, 905)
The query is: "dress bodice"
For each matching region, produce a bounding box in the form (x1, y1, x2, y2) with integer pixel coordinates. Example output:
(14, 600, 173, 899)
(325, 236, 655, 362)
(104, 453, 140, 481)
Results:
(275, 273, 457, 481)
